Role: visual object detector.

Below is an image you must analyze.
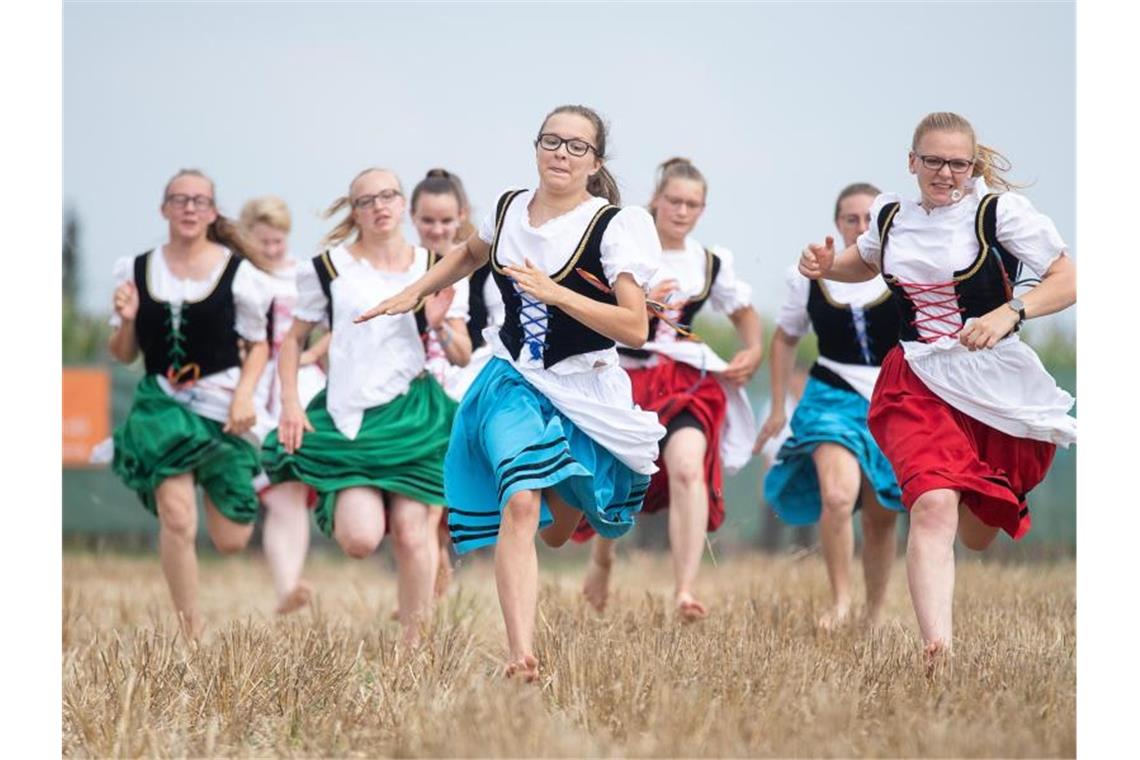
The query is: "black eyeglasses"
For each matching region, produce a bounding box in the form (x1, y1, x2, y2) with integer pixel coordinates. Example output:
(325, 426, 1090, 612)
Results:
(535, 133, 597, 158)
(916, 154, 974, 174)
(165, 194, 215, 210)
(351, 189, 403, 209)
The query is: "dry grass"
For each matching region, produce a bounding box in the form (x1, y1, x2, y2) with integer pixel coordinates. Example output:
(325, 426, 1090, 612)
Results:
(63, 549, 1075, 758)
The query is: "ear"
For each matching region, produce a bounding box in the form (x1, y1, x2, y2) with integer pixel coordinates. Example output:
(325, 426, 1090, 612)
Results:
(907, 151, 917, 175)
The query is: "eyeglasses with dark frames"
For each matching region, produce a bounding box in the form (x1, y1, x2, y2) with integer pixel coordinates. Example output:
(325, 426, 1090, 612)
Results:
(351, 189, 403, 209)
(535, 133, 597, 158)
(165, 194, 215, 210)
(916, 154, 975, 174)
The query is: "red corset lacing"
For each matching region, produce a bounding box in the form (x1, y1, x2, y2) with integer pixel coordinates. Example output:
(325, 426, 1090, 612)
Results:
(891, 278, 965, 342)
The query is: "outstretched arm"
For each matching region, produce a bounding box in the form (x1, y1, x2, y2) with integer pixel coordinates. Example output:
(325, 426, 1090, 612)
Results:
(799, 235, 879, 283)
(355, 236, 491, 323)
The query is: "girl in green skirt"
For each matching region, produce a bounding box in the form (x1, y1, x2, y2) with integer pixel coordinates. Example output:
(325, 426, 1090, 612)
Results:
(108, 169, 274, 641)
(263, 167, 470, 645)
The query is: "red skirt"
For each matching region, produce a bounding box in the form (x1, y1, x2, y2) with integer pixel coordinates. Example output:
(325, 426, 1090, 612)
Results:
(868, 346, 1056, 540)
(572, 355, 728, 542)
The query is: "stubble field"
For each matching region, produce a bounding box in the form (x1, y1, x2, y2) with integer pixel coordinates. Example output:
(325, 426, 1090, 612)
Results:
(62, 548, 1075, 757)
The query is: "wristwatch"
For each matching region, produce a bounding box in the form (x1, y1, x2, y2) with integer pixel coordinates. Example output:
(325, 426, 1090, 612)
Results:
(1006, 297, 1026, 330)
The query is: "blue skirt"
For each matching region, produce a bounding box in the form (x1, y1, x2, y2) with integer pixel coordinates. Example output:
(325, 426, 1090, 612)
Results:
(445, 357, 650, 554)
(763, 375, 904, 525)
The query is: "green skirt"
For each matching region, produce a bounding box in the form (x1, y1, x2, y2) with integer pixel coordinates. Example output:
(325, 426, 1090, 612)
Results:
(111, 375, 261, 523)
(262, 374, 457, 537)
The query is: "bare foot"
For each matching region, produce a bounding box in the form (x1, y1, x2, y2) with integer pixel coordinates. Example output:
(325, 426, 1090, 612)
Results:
(276, 580, 312, 615)
(817, 603, 851, 631)
(178, 612, 204, 644)
(505, 654, 540, 683)
(675, 592, 708, 623)
(581, 556, 613, 613)
(923, 640, 952, 679)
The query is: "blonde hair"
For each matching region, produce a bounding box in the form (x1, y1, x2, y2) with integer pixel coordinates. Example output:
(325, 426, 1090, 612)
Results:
(239, 195, 292, 233)
(162, 168, 255, 259)
(320, 168, 404, 249)
(911, 112, 1023, 191)
(649, 157, 707, 217)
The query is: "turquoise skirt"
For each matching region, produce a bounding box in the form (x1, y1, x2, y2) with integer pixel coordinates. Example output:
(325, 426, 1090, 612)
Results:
(444, 357, 650, 554)
(764, 375, 904, 524)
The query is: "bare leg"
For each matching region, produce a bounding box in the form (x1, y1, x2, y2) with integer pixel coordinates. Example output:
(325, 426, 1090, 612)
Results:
(332, 487, 385, 559)
(811, 443, 861, 630)
(155, 473, 202, 640)
(538, 488, 579, 548)
(423, 505, 444, 601)
(388, 495, 434, 646)
(435, 515, 453, 599)
(957, 504, 1001, 551)
(664, 428, 710, 622)
(204, 495, 255, 555)
(858, 479, 898, 625)
(906, 488, 961, 665)
(260, 481, 312, 613)
(582, 537, 617, 612)
(496, 490, 541, 681)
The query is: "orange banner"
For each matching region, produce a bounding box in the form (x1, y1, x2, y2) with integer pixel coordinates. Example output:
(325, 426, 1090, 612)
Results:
(63, 367, 110, 466)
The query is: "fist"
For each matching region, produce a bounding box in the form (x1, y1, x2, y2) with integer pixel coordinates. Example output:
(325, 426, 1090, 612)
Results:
(799, 236, 836, 280)
(113, 281, 139, 321)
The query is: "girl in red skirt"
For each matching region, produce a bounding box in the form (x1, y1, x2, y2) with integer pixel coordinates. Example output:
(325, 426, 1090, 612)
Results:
(576, 158, 763, 621)
(799, 112, 1076, 665)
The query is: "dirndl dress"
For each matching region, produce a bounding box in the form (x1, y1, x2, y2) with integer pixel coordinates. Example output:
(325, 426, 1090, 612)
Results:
(112, 375, 261, 523)
(444, 356, 653, 555)
(764, 372, 904, 524)
(261, 374, 456, 537)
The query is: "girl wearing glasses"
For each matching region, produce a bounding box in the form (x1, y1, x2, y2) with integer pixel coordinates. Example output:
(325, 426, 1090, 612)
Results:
(107, 168, 274, 640)
(261, 167, 470, 645)
(799, 112, 1076, 668)
(573, 157, 763, 622)
(756, 182, 904, 631)
(358, 105, 664, 681)
(239, 196, 329, 616)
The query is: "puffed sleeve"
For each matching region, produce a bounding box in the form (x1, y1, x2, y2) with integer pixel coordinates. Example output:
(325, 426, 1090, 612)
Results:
(477, 188, 520, 245)
(232, 260, 273, 342)
(856, 192, 897, 268)
(706, 245, 753, 315)
(447, 274, 471, 323)
(107, 255, 135, 327)
(292, 258, 329, 325)
(994, 192, 1069, 277)
(599, 206, 661, 288)
(774, 264, 812, 339)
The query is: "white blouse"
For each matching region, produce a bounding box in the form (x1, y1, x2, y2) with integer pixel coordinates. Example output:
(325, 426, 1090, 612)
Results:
(292, 244, 465, 440)
(475, 189, 666, 474)
(109, 247, 272, 438)
(854, 179, 1075, 446)
(775, 264, 892, 401)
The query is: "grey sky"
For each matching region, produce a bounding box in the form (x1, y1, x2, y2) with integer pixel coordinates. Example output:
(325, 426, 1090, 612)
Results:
(64, 1, 1075, 333)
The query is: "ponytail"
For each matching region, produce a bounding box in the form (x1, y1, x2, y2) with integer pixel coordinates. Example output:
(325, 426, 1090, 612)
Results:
(540, 104, 621, 205)
(588, 165, 621, 205)
(912, 112, 1025, 191)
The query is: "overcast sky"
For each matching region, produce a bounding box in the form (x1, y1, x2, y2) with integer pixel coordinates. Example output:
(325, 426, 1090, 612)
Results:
(63, 1, 1074, 333)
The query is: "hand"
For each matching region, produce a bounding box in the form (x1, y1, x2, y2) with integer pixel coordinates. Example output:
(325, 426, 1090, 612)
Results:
(503, 258, 564, 306)
(958, 307, 1020, 351)
(648, 278, 680, 306)
(752, 408, 788, 454)
(355, 287, 421, 324)
(298, 349, 317, 367)
(424, 286, 456, 330)
(799, 236, 836, 280)
(224, 391, 257, 435)
(278, 398, 314, 454)
(113, 281, 139, 321)
(721, 346, 763, 386)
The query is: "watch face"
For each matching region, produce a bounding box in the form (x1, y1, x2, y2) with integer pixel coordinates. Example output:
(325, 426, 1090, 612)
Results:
(1009, 298, 1025, 311)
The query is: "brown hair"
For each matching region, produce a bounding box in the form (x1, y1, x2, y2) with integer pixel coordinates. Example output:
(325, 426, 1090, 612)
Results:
(911, 112, 1023, 191)
(319, 168, 404, 249)
(833, 182, 880, 221)
(162, 168, 255, 260)
(410, 168, 476, 243)
(649, 157, 707, 217)
(539, 105, 620, 205)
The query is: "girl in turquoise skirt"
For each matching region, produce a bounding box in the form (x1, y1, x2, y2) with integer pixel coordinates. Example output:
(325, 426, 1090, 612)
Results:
(755, 182, 904, 630)
(262, 167, 471, 645)
(358, 105, 665, 681)
(108, 169, 274, 640)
